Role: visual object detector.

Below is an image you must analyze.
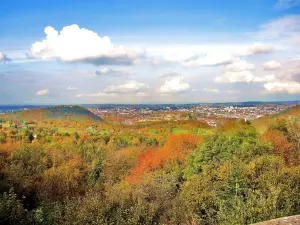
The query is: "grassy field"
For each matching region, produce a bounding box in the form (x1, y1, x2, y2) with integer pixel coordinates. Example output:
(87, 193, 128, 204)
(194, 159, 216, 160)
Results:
(172, 128, 191, 134)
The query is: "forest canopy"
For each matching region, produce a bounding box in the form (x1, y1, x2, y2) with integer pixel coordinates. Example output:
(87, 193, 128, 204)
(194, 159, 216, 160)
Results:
(0, 113, 300, 225)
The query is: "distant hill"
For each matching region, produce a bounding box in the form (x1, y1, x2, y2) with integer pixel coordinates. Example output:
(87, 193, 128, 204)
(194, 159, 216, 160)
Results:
(1, 105, 102, 122)
(252, 215, 300, 225)
(252, 105, 300, 133)
(274, 105, 300, 118)
(210, 100, 300, 107)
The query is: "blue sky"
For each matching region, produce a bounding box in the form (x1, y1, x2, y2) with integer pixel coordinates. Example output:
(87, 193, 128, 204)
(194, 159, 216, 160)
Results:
(1, 0, 300, 104)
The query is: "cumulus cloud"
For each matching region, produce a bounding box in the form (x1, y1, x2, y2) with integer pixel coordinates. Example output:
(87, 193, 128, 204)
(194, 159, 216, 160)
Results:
(216, 57, 300, 94)
(262, 60, 282, 70)
(262, 59, 300, 85)
(36, 89, 49, 96)
(215, 71, 254, 83)
(104, 80, 149, 93)
(216, 70, 277, 84)
(264, 81, 300, 94)
(274, 0, 300, 10)
(203, 88, 220, 93)
(0, 52, 11, 63)
(95, 67, 129, 77)
(30, 24, 144, 65)
(222, 58, 254, 72)
(160, 77, 190, 93)
(215, 58, 281, 84)
(67, 86, 78, 91)
(76, 92, 118, 97)
(253, 74, 277, 83)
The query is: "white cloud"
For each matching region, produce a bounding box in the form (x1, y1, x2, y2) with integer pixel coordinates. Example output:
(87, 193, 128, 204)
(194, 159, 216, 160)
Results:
(274, 0, 300, 10)
(255, 15, 300, 44)
(0, 52, 11, 63)
(264, 81, 300, 94)
(216, 57, 300, 94)
(182, 43, 273, 67)
(243, 43, 274, 55)
(183, 53, 234, 67)
(76, 92, 117, 97)
(95, 67, 129, 76)
(222, 58, 254, 72)
(160, 77, 190, 93)
(67, 86, 78, 91)
(30, 24, 144, 65)
(215, 58, 281, 84)
(136, 92, 151, 97)
(104, 80, 149, 93)
(147, 43, 274, 65)
(36, 89, 49, 96)
(262, 60, 282, 70)
(203, 88, 220, 93)
(97, 67, 109, 74)
(215, 71, 254, 83)
(216, 69, 280, 85)
(253, 74, 277, 83)
(159, 72, 181, 78)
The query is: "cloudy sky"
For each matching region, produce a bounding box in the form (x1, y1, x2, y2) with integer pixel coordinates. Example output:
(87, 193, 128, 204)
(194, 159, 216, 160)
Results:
(1, 0, 300, 104)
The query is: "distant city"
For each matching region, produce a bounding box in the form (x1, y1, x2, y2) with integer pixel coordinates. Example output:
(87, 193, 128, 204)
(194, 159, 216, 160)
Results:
(1, 101, 298, 127)
(86, 101, 298, 127)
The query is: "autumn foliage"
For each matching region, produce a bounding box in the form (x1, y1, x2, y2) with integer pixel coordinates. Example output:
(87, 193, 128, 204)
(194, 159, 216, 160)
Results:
(262, 129, 296, 166)
(0, 114, 299, 225)
(128, 134, 201, 182)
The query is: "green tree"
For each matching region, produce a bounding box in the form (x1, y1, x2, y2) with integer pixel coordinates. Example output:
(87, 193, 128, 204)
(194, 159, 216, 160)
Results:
(0, 188, 28, 224)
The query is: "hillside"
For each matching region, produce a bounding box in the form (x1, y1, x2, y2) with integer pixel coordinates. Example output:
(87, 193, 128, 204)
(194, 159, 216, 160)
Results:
(252, 105, 300, 133)
(1, 105, 102, 122)
(253, 215, 300, 225)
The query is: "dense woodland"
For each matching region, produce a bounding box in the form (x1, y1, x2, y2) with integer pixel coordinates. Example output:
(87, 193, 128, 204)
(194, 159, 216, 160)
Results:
(0, 110, 300, 224)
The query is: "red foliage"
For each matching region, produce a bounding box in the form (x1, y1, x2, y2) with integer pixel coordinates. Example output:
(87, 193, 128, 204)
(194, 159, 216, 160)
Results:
(127, 134, 201, 183)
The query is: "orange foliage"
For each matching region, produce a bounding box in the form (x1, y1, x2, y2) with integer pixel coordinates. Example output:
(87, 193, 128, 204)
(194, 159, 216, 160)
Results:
(67, 156, 85, 168)
(262, 129, 294, 165)
(127, 134, 201, 183)
(163, 133, 200, 160)
(0, 142, 21, 154)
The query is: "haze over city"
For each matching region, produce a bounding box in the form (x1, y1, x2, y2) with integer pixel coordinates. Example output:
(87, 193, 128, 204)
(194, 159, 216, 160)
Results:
(1, 0, 300, 104)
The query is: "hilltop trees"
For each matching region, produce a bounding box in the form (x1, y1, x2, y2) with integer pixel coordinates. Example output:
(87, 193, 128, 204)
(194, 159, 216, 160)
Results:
(180, 121, 300, 224)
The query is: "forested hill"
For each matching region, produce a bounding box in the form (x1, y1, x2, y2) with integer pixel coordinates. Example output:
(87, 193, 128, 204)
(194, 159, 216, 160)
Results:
(274, 105, 300, 118)
(252, 105, 300, 133)
(2, 105, 102, 122)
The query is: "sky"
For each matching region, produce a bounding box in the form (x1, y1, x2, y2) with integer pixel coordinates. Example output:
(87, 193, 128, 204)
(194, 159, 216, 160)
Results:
(0, 0, 300, 104)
